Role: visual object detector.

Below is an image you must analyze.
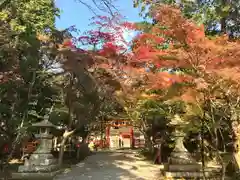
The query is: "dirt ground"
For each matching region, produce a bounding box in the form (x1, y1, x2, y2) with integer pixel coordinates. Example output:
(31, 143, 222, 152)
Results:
(54, 150, 162, 180)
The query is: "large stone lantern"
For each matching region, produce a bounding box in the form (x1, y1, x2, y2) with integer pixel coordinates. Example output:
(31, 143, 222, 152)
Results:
(164, 114, 201, 178)
(12, 115, 60, 179)
(164, 114, 221, 179)
(169, 114, 197, 165)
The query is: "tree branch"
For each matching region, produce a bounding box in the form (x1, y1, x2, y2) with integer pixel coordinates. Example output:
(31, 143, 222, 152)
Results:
(76, 0, 118, 16)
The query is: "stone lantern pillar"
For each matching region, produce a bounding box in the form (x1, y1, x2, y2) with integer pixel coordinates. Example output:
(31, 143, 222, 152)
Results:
(12, 115, 60, 179)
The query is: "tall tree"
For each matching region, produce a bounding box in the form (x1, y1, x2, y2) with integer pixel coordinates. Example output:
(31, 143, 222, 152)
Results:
(0, 0, 60, 161)
(133, 0, 240, 38)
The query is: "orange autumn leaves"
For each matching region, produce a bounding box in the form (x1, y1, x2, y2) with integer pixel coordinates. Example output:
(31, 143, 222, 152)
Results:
(150, 5, 205, 45)
(54, 5, 240, 103)
(105, 5, 239, 104)
(133, 5, 239, 88)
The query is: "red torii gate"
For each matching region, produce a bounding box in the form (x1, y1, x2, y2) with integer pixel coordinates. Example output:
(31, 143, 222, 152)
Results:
(105, 119, 134, 148)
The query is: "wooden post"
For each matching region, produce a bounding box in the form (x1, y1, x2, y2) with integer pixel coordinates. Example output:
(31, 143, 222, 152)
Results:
(106, 126, 110, 148)
(130, 127, 134, 148)
(154, 138, 162, 164)
(100, 117, 103, 148)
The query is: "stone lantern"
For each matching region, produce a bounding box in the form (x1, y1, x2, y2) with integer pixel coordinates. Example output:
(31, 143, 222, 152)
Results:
(164, 114, 201, 178)
(12, 115, 60, 179)
(31, 115, 56, 155)
(168, 114, 197, 165)
(164, 114, 221, 179)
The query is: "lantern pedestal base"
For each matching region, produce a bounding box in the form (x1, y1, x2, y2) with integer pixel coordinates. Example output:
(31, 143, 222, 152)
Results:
(12, 153, 60, 180)
(164, 165, 221, 179)
(13, 151, 60, 179)
(12, 170, 61, 180)
(18, 164, 59, 173)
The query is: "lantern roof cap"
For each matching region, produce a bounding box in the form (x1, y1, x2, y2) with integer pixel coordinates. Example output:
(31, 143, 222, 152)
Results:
(32, 115, 57, 128)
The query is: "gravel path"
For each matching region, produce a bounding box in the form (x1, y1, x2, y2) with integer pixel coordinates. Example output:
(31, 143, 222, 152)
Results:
(55, 150, 162, 180)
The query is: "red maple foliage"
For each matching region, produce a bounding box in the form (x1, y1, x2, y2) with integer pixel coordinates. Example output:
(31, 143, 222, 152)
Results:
(60, 5, 240, 103)
(76, 13, 139, 60)
(78, 31, 115, 46)
(129, 5, 240, 92)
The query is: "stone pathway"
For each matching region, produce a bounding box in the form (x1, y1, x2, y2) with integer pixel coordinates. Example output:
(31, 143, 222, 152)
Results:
(55, 150, 162, 180)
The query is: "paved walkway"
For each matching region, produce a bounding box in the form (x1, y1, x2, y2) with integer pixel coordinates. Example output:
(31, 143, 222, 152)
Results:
(55, 150, 162, 180)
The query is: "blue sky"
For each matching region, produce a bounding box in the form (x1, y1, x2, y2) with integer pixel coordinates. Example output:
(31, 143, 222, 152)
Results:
(55, 0, 143, 34)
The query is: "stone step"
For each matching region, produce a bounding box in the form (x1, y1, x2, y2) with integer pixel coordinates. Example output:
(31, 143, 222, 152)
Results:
(165, 171, 220, 178)
(168, 164, 202, 172)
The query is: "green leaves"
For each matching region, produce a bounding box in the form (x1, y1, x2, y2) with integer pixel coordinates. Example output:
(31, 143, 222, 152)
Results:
(0, 0, 61, 140)
(1, 0, 59, 34)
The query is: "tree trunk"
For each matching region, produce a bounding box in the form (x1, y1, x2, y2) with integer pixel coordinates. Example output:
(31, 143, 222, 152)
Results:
(7, 132, 23, 162)
(221, 18, 227, 34)
(144, 133, 153, 153)
(233, 136, 240, 168)
(58, 137, 67, 167)
(100, 117, 103, 148)
(77, 133, 90, 160)
(58, 129, 75, 166)
(220, 0, 229, 34)
(76, 145, 80, 160)
(231, 120, 240, 172)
